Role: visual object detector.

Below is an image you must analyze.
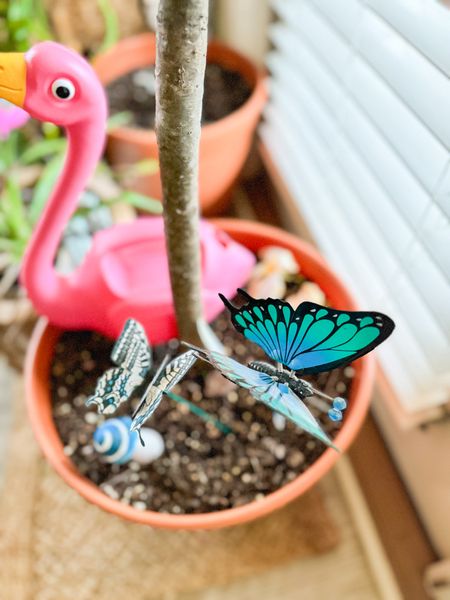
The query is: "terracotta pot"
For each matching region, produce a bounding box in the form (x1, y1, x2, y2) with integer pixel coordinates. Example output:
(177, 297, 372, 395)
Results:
(93, 34, 267, 215)
(25, 219, 375, 530)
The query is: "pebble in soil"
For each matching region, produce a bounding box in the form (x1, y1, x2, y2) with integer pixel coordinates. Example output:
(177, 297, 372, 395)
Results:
(106, 63, 252, 130)
(51, 307, 354, 515)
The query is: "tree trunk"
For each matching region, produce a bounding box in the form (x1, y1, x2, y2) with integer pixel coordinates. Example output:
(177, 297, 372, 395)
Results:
(155, 0, 209, 343)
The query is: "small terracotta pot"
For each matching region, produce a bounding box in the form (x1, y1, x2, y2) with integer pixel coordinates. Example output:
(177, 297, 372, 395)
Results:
(93, 34, 267, 215)
(25, 220, 375, 530)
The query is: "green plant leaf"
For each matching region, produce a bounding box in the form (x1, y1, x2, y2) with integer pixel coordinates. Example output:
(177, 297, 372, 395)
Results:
(106, 111, 133, 131)
(29, 153, 65, 224)
(42, 122, 61, 140)
(20, 137, 66, 164)
(0, 238, 15, 252)
(115, 191, 162, 214)
(96, 0, 119, 54)
(0, 176, 31, 240)
(31, 0, 53, 42)
(117, 159, 159, 183)
(0, 133, 18, 173)
(132, 159, 159, 176)
(0, 211, 8, 237)
(0, 237, 25, 263)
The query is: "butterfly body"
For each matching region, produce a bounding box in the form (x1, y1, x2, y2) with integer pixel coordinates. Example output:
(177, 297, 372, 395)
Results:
(248, 361, 314, 399)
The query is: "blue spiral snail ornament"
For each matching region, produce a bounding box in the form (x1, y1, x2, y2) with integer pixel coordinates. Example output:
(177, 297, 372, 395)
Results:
(93, 416, 165, 465)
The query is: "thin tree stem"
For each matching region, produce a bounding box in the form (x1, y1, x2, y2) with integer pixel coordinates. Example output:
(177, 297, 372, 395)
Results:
(155, 0, 209, 343)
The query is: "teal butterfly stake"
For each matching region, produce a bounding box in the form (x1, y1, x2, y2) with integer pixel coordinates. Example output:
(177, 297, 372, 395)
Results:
(185, 289, 395, 450)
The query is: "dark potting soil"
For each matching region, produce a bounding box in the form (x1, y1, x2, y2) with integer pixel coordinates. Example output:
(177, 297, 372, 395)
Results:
(51, 306, 354, 515)
(106, 63, 252, 129)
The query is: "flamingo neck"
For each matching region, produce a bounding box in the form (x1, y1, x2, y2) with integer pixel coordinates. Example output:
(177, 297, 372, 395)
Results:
(21, 118, 105, 305)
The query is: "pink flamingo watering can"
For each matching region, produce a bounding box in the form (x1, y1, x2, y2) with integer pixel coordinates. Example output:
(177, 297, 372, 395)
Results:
(0, 43, 255, 342)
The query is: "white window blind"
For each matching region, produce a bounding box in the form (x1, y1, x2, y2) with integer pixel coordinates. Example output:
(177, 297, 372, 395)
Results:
(261, 0, 450, 414)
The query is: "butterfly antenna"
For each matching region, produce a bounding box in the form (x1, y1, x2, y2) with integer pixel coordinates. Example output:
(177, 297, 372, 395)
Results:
(181, 340, 201, 351)
(236, 288, 253, 302)
(181, 340, 208, 357)
(218, 292, 236, 311)
(311, 387, 334, 402)
(307, 396, 331, 413)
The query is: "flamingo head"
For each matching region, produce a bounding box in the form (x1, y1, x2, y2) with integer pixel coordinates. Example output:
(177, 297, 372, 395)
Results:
(0, 41, 107, 126)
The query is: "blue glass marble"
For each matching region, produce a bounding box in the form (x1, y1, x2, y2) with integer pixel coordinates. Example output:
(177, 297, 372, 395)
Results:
(333, 397, 347, 411)
(328, 408, 343, 422)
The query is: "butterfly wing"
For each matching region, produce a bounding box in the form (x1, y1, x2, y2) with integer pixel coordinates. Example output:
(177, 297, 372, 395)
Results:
(86, 365, 141, 414)
(130, 351, 197, 432)
(257, 383, 336, 449)
(195, 350, 335, 448)
(130, 387, 164, 433)
(111, 318, 151, 381)
(220, 291, 395, 373)
(220, 291, 295, 366)
(281, 302, 395, 373)
(204, 351, 275, 390)
(87, 319, 151, 415)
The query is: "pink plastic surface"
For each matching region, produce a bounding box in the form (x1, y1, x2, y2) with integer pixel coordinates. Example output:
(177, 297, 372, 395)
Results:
(18, 42, 255, 342)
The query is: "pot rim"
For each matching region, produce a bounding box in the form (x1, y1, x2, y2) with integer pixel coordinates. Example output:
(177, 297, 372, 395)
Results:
(25, 219, 375, 529)
(93, 32, 267, 146)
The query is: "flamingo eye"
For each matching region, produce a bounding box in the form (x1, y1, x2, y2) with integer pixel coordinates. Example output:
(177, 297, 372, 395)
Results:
(51, 78, 76, 101)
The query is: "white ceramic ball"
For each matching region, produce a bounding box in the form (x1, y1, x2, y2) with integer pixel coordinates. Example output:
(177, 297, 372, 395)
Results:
(132, 428, 165, 464)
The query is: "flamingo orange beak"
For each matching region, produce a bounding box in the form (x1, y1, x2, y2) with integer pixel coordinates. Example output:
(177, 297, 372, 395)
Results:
(0, 53, 26, 107)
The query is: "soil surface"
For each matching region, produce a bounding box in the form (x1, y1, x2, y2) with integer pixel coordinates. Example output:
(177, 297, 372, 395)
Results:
(107, 63, 252, 129)
(51, 299, 354, 515)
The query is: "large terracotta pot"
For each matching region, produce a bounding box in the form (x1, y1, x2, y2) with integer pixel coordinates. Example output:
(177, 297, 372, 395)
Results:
(25, 219, 375, 530)
(93, 34, 267, 215)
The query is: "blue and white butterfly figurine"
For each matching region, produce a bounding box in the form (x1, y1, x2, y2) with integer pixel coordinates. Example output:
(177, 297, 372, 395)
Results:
(185, 289, 395, 450)
(86, 318, 197, 440)
(86, 319, 151, 415)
